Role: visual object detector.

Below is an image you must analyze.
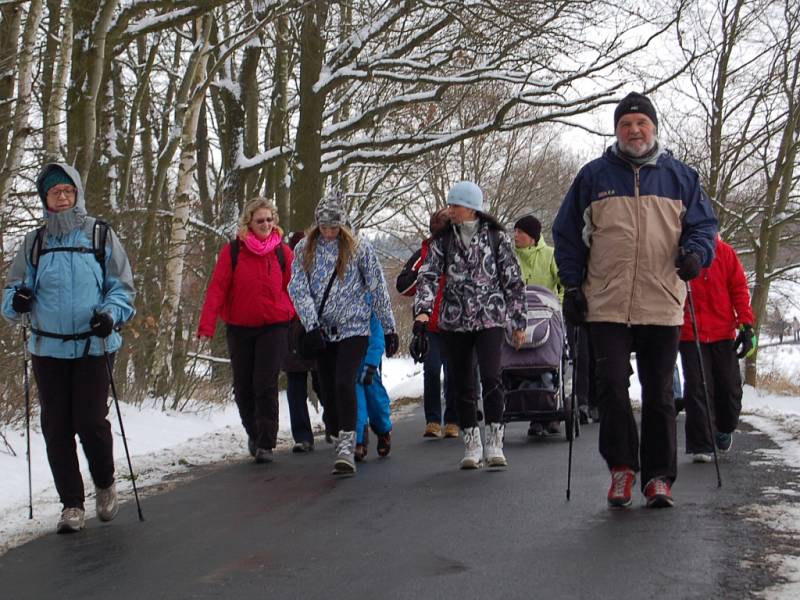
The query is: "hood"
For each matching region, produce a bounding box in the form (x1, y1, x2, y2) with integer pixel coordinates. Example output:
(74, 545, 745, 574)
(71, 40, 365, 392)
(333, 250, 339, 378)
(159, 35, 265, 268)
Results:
(35, 163, 87, 236)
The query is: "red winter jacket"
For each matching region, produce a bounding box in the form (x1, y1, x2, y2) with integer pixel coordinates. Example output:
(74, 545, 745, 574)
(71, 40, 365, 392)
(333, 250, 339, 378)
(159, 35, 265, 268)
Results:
(680, 238, 754, 342)
(396, 239, 445, 332)
(197, 240, 296, 337)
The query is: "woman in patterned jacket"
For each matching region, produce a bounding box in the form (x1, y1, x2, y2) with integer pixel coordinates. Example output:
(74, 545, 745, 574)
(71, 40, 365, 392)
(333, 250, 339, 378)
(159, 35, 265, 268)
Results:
(288, 191, 398, 476)
(414, 181, 527, 471)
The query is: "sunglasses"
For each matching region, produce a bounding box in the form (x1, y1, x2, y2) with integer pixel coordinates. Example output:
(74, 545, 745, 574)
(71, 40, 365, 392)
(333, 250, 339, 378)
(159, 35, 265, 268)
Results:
(253, 217, 274, 224)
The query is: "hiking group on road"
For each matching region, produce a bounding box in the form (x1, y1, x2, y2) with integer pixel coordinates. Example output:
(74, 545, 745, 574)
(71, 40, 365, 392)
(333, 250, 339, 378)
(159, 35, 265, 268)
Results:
(3, 92, 757, 536)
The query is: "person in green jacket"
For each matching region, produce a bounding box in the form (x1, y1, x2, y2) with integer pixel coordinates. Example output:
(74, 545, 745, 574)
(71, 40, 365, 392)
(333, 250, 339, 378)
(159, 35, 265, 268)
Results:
(513, 215, 563, 301)
(514, 215, 564, 435)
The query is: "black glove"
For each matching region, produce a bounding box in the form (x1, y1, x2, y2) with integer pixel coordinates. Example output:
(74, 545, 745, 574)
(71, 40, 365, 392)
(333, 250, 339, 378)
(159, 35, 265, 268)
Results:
(410, 320, 429, 363)
(89, 311, 115, 338)
(735, 324, 757, 359)
(360, 364, 378, 385)
(12, 286, 34, 314)
(562, 287, 587, 326)
(301, 327, 326, 356)
(676, 251, 702, 281)
(384, 332, 399, 358)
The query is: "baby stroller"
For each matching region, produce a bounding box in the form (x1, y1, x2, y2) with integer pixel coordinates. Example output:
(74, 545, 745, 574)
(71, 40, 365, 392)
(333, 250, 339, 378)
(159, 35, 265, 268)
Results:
(500, 285, 575, 441)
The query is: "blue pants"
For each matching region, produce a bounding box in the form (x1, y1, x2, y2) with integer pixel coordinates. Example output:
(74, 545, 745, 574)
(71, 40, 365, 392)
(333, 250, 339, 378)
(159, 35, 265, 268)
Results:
(286, 370, 319, 444)
(672, 364, 682, 399)
(356, 368, 392, 443)
(423, 331, 458, 425)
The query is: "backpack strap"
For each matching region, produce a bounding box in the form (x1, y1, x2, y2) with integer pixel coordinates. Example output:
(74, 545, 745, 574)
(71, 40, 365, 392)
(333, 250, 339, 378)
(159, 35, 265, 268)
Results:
(275, 243, 286, 273)
(29, 226, 47, 270)
(230, 239, 240, 270)
(92, 220, 109, 282)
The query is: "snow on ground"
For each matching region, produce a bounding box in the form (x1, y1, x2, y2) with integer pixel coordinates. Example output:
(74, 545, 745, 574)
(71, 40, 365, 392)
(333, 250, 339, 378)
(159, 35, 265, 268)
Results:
(1, 349, 799, 598)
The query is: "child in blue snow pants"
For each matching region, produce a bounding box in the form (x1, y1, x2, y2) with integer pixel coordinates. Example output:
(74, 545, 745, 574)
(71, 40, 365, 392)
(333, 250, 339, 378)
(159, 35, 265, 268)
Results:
(355, 312, 392, 461)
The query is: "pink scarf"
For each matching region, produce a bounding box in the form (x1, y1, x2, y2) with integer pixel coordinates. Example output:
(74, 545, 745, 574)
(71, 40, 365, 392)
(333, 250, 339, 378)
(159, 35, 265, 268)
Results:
(243, 230, 281, 256)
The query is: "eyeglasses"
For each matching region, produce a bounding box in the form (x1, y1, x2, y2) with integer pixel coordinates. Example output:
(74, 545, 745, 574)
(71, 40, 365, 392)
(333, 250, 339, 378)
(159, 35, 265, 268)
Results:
(253, 217, 274, 224)
(47, 186, 76, 199)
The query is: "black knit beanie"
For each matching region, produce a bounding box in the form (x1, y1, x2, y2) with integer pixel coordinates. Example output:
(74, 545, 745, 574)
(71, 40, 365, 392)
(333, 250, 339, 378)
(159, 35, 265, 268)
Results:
(514, 215, 542, 243)
(614, 92, 658, 131)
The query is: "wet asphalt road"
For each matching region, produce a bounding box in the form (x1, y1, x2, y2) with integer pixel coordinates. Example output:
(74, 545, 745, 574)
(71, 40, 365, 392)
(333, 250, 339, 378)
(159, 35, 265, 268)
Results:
(0, 407, 793, 599)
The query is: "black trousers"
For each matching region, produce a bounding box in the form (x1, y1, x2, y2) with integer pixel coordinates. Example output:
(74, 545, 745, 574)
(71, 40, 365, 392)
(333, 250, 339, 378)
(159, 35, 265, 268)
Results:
(226, 323, 289, 450)
(589, 323, 680, 489)
(440, 327, 505, 428)
(567, 322, 597, 410)
(32, 354, 115, 509)
(316, 336, 369, 435)
(679, 339, 742, 453)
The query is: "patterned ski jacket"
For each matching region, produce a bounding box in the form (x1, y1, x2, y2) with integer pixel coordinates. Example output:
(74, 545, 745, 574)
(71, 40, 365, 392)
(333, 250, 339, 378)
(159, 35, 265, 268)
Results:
(2, 163, 136, 358)
(680, 237, 754, 343)
(414, 218, 527, 332)
(288, 235, 395, 342)
(552, 145, 718, 326)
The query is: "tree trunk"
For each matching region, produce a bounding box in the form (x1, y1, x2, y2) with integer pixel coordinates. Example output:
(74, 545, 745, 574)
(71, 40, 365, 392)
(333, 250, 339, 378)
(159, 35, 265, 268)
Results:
(43, 6, 72, 162)
(267, 14, 290, 221)
(289, 0, 330, 232)
(151, 16, 212, 399)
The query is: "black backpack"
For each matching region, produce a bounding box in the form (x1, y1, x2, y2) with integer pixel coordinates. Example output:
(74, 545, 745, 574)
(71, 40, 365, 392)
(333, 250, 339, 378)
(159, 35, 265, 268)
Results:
(229, 238, 286, 273)
(30, 219, 109, 281)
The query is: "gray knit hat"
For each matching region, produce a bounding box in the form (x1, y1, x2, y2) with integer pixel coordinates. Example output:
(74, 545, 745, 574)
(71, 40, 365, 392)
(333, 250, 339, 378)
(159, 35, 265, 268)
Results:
(315, 190, 346, 226)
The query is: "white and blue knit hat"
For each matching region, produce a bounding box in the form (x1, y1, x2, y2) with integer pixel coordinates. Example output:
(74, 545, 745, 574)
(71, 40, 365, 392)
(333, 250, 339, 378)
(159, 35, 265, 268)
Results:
(446, 181, 483, 212)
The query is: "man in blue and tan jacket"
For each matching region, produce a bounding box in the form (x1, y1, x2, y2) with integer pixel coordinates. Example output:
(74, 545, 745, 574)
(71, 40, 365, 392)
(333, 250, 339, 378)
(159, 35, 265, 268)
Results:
(552, 93, 717, 510)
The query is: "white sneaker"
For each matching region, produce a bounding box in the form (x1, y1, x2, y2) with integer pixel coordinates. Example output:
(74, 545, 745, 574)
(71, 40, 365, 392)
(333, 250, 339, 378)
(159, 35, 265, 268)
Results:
(692, 453, 713, 463)
(460, 426, 483, 469)
(56, 507, 86, 534)
(333, 430, 356, 475)
(485, 422, 508, 468)
(96, 482, 119, 522)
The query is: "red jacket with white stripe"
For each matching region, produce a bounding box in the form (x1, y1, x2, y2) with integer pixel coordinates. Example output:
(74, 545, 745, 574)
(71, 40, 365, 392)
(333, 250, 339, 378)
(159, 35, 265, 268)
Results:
(680, 238, 753, 343)
(197, 241, 296, 337)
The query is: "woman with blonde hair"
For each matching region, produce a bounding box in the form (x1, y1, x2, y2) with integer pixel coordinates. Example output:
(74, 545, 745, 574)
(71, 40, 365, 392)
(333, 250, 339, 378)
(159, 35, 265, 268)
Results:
(197, 198, 295, 463)
(288, 191, 398, 476)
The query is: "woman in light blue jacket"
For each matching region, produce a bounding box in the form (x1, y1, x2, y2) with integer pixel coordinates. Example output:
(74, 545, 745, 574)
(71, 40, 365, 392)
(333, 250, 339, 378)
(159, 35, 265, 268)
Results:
(288, 191, 397, 476)
(2, 163, 135, 534)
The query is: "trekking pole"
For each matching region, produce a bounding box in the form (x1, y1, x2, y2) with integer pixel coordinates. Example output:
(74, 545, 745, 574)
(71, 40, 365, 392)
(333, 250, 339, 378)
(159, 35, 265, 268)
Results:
(101, 338, 145, 521)
(22, 315, 33, 519)
(567, 325, 579, 500)
(685, 282, 722, 488)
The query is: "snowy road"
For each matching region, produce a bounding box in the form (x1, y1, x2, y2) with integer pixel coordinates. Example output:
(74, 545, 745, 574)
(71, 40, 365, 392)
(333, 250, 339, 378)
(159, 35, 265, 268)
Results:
(0, 407, 794, 599)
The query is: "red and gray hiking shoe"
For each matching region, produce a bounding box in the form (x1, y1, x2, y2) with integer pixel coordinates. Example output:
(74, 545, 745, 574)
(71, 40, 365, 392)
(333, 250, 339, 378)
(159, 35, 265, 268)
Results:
(644, 477, 674, 508)
(607, 466, 635, 508)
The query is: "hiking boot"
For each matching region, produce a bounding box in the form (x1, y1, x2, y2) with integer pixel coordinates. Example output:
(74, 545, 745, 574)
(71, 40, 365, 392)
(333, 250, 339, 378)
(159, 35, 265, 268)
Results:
(715, 431, 733, 453)
(255, 448, 273, 464)
(423, 422, 442, 438)
(588, 407, 600, 422)
(333, 431, 356, 475)
(607, 466, 635, 508)
(644, 477, 674, 508)
(546, 421, 561, 434)
(460, 426, 483, 470)
(56, 507, 85, 534)
(377, 432, 391, 457)
(95, 482, 118, 522)
(443, 423, 460, 438)
(247, 437, 257, 457)
(527, 422, 545, 437)
(484, 423, 507, 468)
(355, 443, 368, 462)
(692, 452, 713, 463)
(578, 405, 589, 425)
(292, 441, 314, 453)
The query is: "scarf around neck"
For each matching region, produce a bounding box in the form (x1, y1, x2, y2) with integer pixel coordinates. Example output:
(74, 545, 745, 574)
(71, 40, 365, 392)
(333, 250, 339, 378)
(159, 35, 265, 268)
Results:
(244, 230, 281, 256)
